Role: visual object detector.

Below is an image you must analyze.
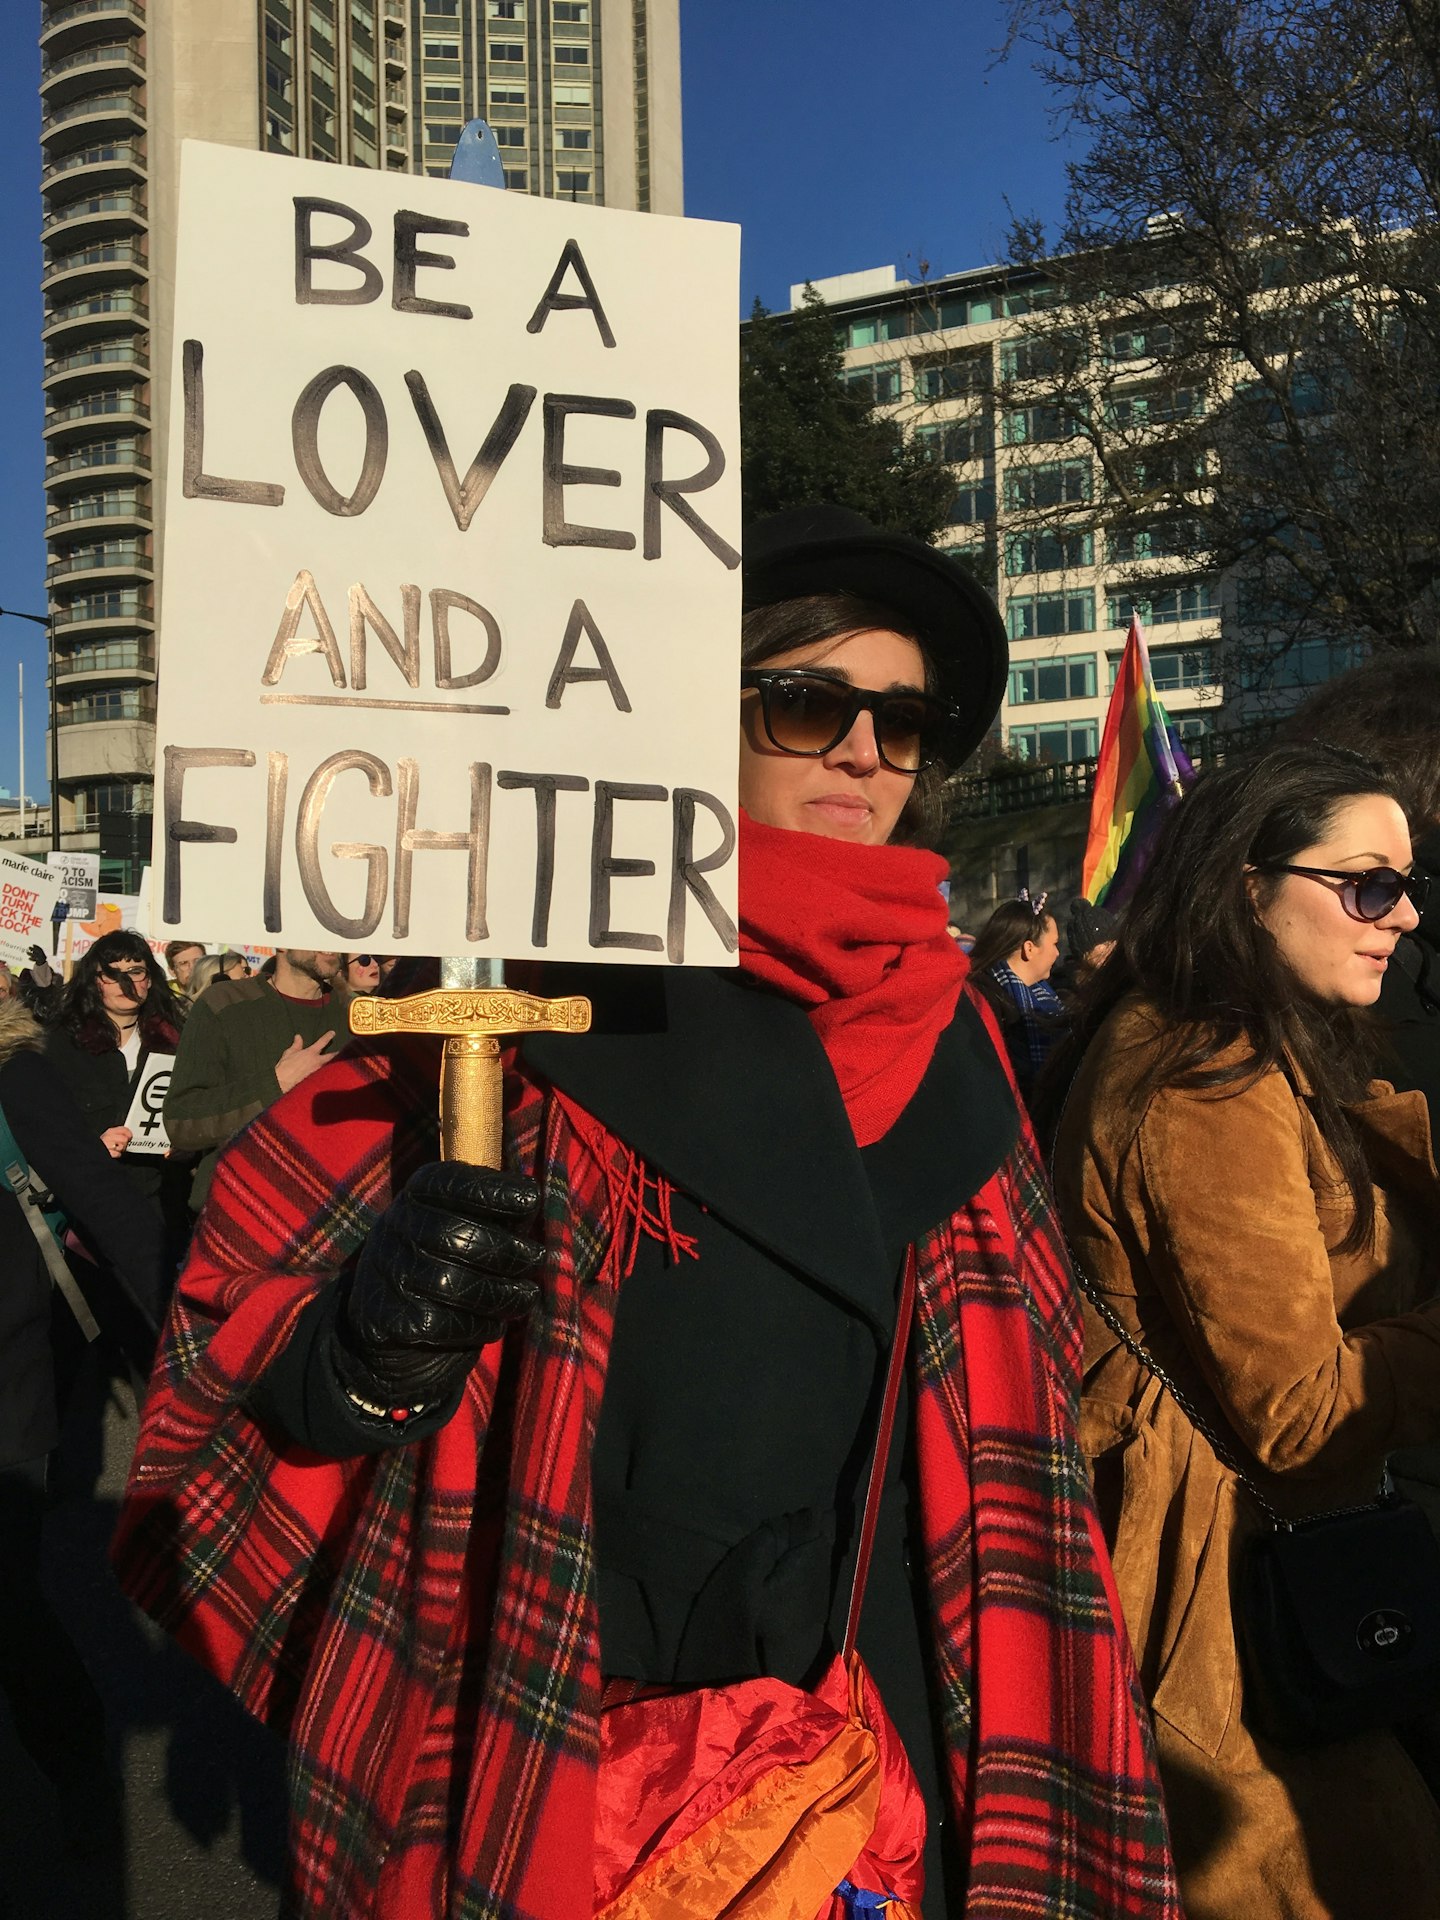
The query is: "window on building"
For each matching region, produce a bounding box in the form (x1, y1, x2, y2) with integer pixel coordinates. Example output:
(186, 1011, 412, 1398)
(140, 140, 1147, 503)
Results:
(556, 169, 592, 193)
(1003, 458, 1092, 510)
(555, 44, 590, 62)
(265, 14, 292, 55)
(554, 1, 589, 17)
(1104, 322, 1174, 363)
(914, 417, 990, 464)
(504, 167, 529, 188)
(1004, 528, 1094, 575)
(911, 289, 1007, 333)
(843, 311, 906, 349)
(913, 350, 989, 402)
(490, 84, 526, 105)
(843, 365, 901, 406)
(1008, 719, 1098, 764)
(424, 0, 460, 13)
(1106, 384, 1205, 429)
(1107, 643, 1218, 692)
(556, 127, 591, 147)
(1002, 285, 1056, 317)
(490, 41, 525, 60)
(1106, 517, 1203, 564)
(266, 62, 293, 102)
(554, 82, 592, 103)
(488, 0, 524, 14)
(946, 483, 996, 526)
(1008, 653, 1098, 705)
(75, 779, 152, 822)
(1106, 581, 1220, 627)
(1001, 402, 1077, 446)
(495, 123, 526, 144)
(426, 121, 462, 143)
(1239, 636, 1366, 691)
(424, 38, 460, 58)
(425, 83, 461, 100)
(999, 334, 1081, 380)
(1005, 589, 1096, 640)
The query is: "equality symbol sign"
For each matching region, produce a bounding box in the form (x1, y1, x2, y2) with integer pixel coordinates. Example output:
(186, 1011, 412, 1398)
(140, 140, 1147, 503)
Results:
(150, 141, 742, 966)
(124, 1058, 172, 1158)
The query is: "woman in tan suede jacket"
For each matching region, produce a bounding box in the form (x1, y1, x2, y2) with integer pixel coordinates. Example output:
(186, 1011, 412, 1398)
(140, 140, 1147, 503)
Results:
(1052, 744, 1440, 1920)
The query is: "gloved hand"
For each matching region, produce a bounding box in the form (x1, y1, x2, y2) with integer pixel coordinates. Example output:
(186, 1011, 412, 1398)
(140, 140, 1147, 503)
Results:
(330, 1160, 543, 1412)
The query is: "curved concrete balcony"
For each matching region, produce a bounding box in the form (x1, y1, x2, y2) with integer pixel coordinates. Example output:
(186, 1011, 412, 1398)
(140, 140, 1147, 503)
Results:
(53, 640, 156, 686)
(46, 499, 151, 550)
(42, 237, 145, 299)
(46, 440, 150, 492)
(52, 720, 155, 785)
(43, 390, 149, 446)
(41, 90, 145, 152)
(40, 0, 145, 57)
(42, 188, 145, 248)
(51, 589, 153, 635)
(41, 288, 147, 349)
(42, 137, 146, 194)
(46, 542, 152, 591)
(43, 337, 148, 396)
(41, 40, 145, 112)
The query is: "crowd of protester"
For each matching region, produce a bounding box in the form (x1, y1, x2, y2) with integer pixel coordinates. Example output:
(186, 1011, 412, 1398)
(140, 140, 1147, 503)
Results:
(5, 594, 1440, 1916)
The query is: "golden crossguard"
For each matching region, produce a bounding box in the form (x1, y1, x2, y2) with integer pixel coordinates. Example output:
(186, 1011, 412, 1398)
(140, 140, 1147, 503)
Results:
(349, 983, 591, 1167)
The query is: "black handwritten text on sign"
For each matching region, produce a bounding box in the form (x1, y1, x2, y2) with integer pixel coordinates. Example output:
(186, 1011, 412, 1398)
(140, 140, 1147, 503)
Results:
(154, 143, 742, 965)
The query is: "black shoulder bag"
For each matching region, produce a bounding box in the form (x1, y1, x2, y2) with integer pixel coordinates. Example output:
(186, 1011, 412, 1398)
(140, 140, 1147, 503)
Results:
(1075, 1264, 1440, 1746)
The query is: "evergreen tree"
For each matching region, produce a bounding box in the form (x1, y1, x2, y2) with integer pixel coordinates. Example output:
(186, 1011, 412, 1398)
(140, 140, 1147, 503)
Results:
(740, 288, 957, 542)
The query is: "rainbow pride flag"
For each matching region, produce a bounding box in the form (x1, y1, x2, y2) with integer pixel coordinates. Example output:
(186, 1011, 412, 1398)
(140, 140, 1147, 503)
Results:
(1081, 615, 1195, 907)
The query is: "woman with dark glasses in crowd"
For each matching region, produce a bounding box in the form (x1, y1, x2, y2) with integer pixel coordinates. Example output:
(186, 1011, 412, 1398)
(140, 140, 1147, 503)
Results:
(115, 507, 1178, 1919)
(1048, 745, 1440, 1920)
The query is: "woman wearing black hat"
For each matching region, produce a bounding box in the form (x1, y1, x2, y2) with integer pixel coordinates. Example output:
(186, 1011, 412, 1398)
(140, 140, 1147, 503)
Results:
(116, 509, 1178, 1919)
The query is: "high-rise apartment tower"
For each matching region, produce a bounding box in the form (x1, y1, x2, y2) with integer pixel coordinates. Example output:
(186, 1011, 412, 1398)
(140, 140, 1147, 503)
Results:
(38, 0, 682, 882)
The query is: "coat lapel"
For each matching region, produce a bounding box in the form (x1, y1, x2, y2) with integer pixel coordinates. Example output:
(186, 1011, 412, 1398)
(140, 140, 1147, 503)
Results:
(522, 965, 895, 1330)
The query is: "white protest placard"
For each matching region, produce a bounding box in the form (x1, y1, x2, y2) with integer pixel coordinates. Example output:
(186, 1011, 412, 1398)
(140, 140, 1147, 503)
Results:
(123, 1055, 172, 1157)
(151, 142, 742, 966)
(0, 853, 65, 968)
(46, 851, 99, 921)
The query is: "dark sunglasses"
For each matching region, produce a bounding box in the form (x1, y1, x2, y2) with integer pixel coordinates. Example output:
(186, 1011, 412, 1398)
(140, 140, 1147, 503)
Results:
(740, 670, 954, 774)
(352, 954, 379, 968)
(1261, 863, 1430, 923)
(102, 963, 149, 981)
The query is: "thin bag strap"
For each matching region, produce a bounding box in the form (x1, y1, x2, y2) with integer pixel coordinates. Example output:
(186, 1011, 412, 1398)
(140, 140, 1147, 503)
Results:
(843, 1246, 918, 1657)
(3, 1163, 99, 1343)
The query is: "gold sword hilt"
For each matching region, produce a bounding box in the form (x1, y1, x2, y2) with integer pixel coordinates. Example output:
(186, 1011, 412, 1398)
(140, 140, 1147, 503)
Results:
(348, 985, 591, 1167)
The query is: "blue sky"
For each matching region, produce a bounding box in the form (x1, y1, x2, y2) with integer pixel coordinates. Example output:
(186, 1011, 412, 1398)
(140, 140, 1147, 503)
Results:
(0, 1, 1071, 803)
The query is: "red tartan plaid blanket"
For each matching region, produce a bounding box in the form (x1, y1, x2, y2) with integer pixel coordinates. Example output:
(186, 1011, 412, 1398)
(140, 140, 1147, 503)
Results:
(113, 1022, 1178, 1919)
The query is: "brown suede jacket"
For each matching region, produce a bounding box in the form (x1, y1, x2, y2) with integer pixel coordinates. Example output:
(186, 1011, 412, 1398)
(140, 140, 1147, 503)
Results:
(1054, 997, 1440, 1920)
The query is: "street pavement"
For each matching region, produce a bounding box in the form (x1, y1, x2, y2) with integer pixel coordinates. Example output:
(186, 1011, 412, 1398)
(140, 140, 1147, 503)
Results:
(1, 1352, 286, 1918)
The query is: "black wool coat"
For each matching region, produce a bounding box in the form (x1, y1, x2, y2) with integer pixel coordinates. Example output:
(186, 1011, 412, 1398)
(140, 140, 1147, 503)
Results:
(255, 962, 1020, 1908)
(0, 1001, 168, 1463)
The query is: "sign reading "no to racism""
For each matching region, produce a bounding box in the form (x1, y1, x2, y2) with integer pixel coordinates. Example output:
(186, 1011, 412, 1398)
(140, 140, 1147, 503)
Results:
(152, 141, 742, 965)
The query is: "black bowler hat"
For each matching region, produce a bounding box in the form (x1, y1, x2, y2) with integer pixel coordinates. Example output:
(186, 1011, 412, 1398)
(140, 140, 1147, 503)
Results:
(742, 504, 1009, 767)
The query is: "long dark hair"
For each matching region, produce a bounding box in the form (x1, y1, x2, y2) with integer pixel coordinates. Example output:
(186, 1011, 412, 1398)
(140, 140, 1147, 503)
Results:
(967, 897, 1055, 976)
(1049, 744, 1408, 1252)
(53, 930, 181, 1055)
(741, 591, 948, 845)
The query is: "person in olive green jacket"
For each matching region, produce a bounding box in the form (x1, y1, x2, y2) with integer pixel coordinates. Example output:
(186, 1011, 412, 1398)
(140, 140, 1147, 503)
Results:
(163, 949, 341, 1208)
(1052, 744, 1440, 1920)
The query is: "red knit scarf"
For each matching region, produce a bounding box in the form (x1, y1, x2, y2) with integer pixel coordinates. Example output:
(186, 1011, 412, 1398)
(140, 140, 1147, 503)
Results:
(737, 813, 966, 1148)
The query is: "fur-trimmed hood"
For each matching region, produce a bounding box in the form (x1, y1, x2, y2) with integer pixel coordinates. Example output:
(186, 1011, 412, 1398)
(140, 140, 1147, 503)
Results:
(0, 997, 43, 1070)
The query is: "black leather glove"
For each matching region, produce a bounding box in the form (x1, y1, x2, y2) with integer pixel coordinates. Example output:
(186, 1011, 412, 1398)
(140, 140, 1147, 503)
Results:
(330, 1161, 543, 1412)
(27, 945, 46, 967)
